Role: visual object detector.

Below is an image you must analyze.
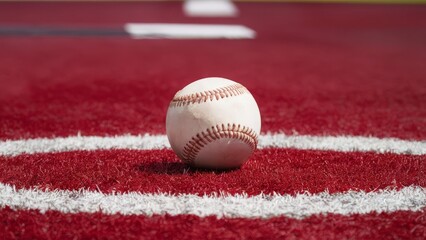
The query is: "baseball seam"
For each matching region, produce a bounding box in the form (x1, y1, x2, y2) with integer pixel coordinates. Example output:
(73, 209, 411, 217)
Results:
(170, 83, 248, 107)
(181, 123, 258, 164)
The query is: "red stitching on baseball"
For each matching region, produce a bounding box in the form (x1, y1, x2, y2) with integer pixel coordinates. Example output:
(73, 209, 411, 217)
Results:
(170, 83, 248, 107)
(180, 123, 258, 164)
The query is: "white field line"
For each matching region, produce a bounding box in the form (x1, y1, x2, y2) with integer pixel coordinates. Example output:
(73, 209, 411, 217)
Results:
(0, 134, 425, 157)
(124, 23, 255, 39)
(1, 183, 424, 219)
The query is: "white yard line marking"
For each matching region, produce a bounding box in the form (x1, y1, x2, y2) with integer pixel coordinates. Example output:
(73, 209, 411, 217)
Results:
(183, 0, 238, 17)
(259, 133, 426, 155)
(124, 23, 255, 39)
(0, 134, 425, 157)
(1, 183, 424, 218)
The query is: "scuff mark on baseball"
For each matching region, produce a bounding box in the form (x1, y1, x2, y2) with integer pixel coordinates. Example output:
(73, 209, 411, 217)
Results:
(166, 77, 261, 169)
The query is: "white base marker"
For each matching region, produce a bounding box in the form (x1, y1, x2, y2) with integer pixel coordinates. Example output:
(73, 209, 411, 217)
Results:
(124, 23, 255, 39)
(184, 0, 238, 17)
(1, 183, 424, 219)
(0, 134, 425, 157)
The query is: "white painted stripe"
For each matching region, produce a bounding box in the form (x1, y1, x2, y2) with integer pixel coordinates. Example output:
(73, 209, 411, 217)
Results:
(0, 134, 168, 157)
(184, 0, 238, 17)
(259, 133, 426, 155)
(0, 134, 425, 157)
(124, 23, 255, 39)
(1, 183, 424, 218)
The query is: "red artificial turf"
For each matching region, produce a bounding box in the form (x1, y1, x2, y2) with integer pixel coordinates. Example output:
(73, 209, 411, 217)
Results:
(0, 3, 425, 140)
(1, 2, 426, 239)
(1, 149, 424, 195)
(1, 207, 425, 240)
(0, 2, 425, 28)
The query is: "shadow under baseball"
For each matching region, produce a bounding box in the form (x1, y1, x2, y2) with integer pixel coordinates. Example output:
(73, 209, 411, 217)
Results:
(136, 161, 240, 175)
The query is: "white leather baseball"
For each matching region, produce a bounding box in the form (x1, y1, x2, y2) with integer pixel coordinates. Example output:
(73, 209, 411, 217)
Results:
(166, 77, 261, 169)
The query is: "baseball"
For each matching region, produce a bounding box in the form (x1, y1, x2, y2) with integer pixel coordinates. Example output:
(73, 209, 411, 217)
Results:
(166, 77, 261, 169)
